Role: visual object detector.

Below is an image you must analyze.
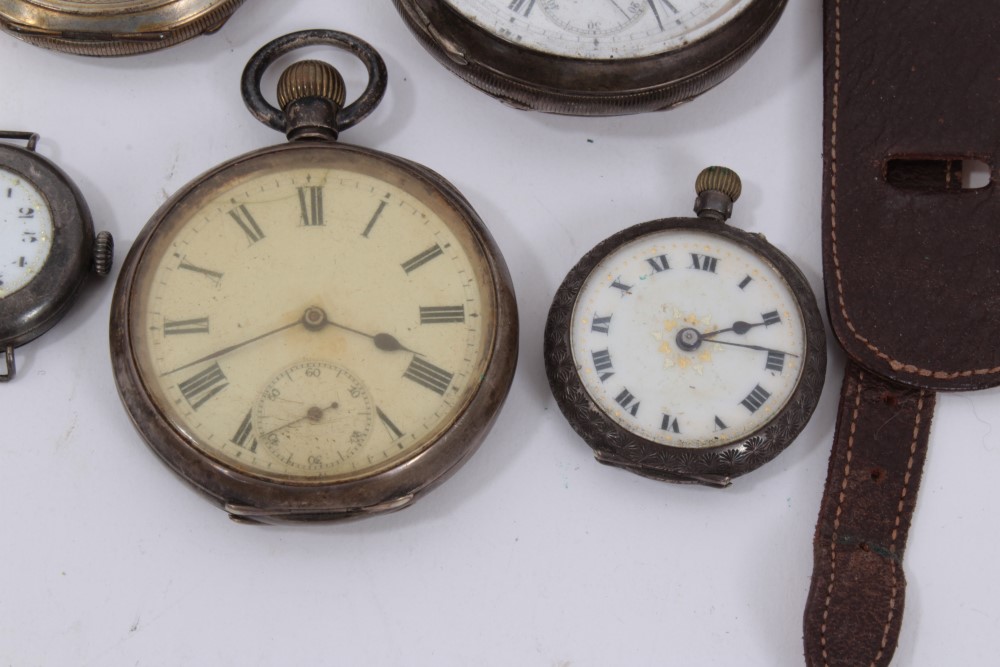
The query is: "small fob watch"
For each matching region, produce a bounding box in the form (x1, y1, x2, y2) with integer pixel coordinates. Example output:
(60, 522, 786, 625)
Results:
(110, 30, 518, 523)
(0, 0, 245, 56)
(545, 167, 824, 486)
(0, 131, 113, 382)
(393, 0, 787, 115)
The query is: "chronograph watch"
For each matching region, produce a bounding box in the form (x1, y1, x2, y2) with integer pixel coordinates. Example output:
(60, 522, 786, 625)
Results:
(393, 0, 788, 115)
(544, 167, 825, 486)
(110, 31, 518, 523)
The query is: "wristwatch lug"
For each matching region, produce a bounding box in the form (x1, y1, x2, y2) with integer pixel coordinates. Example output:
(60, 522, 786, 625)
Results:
(0, 346, 15, 382)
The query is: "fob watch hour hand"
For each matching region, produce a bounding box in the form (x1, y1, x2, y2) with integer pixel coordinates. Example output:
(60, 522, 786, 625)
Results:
(701, 319, 771, 338)
(319, 317, 422, 356)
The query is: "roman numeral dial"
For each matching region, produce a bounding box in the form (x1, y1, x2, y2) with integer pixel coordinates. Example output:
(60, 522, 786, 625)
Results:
(133, 160, 496, 482)
(567, 226, 808, 450)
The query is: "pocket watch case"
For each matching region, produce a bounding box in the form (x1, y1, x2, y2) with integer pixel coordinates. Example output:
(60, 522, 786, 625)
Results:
(0, 0, 245, 56)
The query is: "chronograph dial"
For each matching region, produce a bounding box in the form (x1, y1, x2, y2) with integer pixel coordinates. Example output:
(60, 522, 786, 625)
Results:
(393, 0, 787, 115)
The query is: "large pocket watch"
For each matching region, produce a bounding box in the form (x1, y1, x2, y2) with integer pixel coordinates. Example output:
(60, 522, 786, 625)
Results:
(110, 30, 518, 523)
(0, 131, 113, 382)
(393, 0, 787, 115)
(545, 167, 825, 486)
(0, 0, 245, 56)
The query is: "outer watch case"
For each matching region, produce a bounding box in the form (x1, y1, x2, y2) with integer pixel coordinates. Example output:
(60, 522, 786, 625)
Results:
(393, 0, 787, 115)
(0, 131, 112, 382)
(110, 31, 518, 523)
(545, 168, 825, 485)
(0, 0, 245, 56)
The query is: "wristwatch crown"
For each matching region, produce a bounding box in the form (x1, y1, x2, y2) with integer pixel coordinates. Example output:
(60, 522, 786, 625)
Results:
(92, 230, 114, 277)
(694, 166, 742, 220)
(277, 60, 347, 110)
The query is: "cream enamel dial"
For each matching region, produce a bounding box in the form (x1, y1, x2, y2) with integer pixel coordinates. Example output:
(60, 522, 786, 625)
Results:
(570, 228, 805, 449)
(445, 0, 754, 59)
(0, 167, 54, 298)
(127, 148, 495, 483)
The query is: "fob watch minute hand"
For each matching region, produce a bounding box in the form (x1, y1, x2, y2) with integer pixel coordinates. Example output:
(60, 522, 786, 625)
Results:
(703, 338, 799, 358)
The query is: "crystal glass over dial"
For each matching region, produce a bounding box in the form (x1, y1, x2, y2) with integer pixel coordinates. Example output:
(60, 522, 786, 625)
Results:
(0, 167, 54, 298)
(446, 0, 755, 59)
(394, 0, 786, 115)
(111, 31, 517, 521)
(128, 149, 495, 482)
(545, 167, 825, 486)
(0, 131, 112, 383)
(570, 227, 805, 448)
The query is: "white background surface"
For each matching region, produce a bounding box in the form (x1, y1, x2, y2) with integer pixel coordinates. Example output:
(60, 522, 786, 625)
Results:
(2, 2, 998, 665)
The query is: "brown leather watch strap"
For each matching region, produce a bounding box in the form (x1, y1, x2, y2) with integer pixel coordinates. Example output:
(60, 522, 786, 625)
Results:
(804, 362, 934, 666)
(807, 0, 999, 662)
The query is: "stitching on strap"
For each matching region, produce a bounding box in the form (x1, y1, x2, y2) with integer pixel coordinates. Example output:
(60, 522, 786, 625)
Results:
(820, 367, 864, 666)
(828, 0, 1000, 380)
(870, 391, 926, 665)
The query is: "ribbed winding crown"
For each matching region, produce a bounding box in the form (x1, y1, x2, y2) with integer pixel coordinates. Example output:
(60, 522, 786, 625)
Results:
(277, 60, 346, 111)
(695, 166, 742, 202)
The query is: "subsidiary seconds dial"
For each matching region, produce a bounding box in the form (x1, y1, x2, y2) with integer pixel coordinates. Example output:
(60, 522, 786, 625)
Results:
(545, 167, 825, 486)
(135, 162, 490, 482)
(111, 32, 518, 522)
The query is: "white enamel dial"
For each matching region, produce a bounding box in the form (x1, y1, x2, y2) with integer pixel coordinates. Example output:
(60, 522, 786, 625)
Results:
(0, 166, 54, 298)
(446, 0, 754, 59)
(570, 227, 806, 449)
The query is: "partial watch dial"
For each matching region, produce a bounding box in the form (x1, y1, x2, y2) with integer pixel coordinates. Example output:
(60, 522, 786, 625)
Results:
(570, 227, 805, 449)
(127, 146, 495, 483)
(445, 0, 755, 59)
(395, 0, 786, 115)
(0, 167, 54, 298)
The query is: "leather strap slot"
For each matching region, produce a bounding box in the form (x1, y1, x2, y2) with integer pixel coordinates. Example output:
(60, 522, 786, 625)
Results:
(885, 157, 992, 191)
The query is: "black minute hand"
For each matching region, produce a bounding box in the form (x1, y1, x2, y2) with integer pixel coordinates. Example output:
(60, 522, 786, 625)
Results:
(704, 338, 799, 358)
(162, 318, 302, 376)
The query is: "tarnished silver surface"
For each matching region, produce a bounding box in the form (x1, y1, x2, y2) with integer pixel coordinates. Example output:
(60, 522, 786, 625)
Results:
(0, 0, 245, 55)
(393, 0, 787, 116)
